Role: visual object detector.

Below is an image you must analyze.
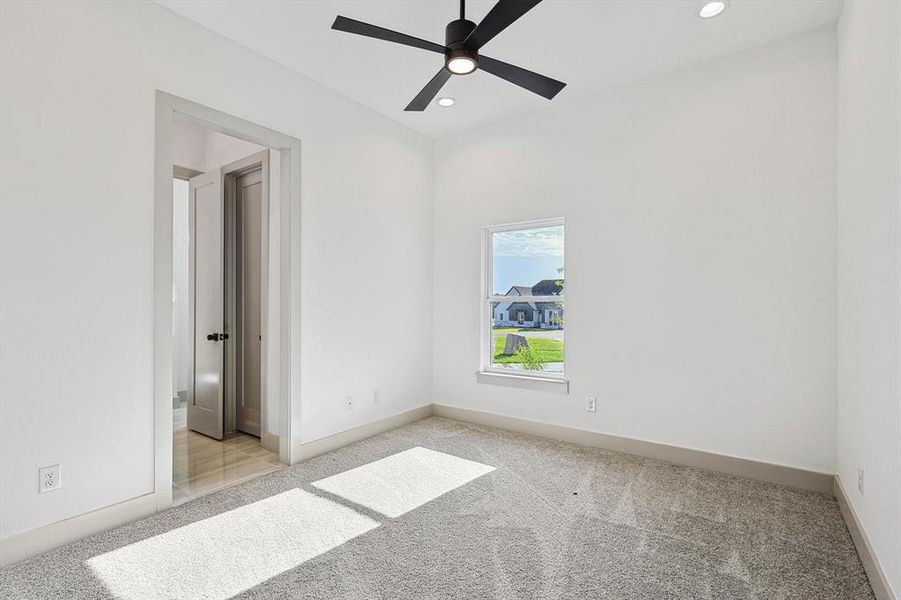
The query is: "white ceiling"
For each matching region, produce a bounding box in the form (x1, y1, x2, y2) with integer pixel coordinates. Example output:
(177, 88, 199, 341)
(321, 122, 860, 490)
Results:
(158, 0, 841, 138)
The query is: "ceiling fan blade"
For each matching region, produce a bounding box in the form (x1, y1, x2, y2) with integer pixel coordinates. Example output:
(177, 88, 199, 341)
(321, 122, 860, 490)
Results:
(463, 0, 543, 51)
(405, 68, 453, 111)
(478, 55, 566, 100)
(332, 16, 446, 54)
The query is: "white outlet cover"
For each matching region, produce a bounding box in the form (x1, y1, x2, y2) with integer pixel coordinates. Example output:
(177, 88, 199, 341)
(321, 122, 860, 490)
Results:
(345, 395, 353, 409)
(372, 389, 380, 404)
(39, 464, 61, 493)
(586, 396, 597, 413)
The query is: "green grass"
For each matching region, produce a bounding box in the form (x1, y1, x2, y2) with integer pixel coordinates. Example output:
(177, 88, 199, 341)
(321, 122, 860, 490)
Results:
(493, 336, 564, 364)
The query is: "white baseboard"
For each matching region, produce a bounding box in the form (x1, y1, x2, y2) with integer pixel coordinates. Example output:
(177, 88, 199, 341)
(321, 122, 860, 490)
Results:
(260, 430, 279, 453)
(292, 404, 433, 463)
(0, 492, 158, 568)
(834, 476, 897, 600)
(433, 404, 835, 494)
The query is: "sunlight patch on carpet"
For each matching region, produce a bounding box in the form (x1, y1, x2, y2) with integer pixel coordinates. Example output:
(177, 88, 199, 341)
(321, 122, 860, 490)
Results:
(312, 446, 495, 518)
(86, 489, 378, 600)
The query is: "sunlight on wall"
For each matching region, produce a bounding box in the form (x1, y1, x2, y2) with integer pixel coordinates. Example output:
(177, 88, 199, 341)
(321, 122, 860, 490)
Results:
(86, 489, 378, 600)
(312, 446, 496, 518)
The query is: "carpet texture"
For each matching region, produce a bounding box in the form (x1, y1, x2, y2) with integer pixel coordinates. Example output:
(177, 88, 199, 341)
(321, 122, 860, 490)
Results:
(0, 417, 874, 599)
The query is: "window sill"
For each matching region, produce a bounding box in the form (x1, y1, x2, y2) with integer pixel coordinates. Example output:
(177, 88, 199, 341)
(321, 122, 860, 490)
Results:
(475, 371, 569, 394)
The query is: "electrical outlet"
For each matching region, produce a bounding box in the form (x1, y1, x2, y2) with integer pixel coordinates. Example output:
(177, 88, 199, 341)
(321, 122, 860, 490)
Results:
(39, 464, 61, 494)
(345, 394, 353, 410)
(586, 396, 597, 413)
(857, 466, 864, 495)
(372, 389, 380, 404)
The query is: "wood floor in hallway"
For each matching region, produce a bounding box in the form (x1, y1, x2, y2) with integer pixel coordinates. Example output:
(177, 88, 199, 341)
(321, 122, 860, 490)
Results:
(172, 407, 282, 504)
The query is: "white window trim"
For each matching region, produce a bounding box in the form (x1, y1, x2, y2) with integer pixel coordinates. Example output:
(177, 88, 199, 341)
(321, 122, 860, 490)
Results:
(478, 217, 567, 391)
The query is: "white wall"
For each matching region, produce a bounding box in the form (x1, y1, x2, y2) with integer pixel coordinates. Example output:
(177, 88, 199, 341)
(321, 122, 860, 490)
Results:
(203, 127, 266, 171)
(173, 120, 266, 173)
(0, 1, 433, 539)
(172, 178, 190, 396)
(172, 120, 208, 174)
(433, 29, 838, 473)
(836, 1, 901, 596)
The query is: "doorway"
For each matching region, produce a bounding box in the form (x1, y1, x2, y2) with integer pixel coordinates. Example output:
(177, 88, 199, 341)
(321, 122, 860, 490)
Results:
(156, 93, 301, 509)
(172, 137, 281, 504)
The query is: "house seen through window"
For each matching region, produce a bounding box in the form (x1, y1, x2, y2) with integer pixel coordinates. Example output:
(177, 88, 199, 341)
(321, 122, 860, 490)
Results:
(484, 219, 564, 377)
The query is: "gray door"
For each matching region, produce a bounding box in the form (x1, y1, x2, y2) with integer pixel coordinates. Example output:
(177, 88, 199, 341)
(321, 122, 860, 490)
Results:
(236, 169, 263, 436)
(187, 170, 225, 440)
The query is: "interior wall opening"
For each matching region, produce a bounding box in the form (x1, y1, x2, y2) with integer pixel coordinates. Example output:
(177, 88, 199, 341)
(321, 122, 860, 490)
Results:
(171, 121, 283, 505)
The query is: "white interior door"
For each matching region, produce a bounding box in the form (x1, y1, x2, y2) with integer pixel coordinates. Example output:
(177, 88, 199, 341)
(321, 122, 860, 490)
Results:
(188, 169, 224, 440)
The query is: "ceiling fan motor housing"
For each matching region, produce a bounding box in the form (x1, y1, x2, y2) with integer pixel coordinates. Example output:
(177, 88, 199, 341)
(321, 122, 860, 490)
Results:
(445, 19, 478, 73)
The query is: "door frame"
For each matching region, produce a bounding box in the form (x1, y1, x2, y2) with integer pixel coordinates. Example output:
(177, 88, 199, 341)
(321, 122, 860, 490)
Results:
(154, 91, 301, 511)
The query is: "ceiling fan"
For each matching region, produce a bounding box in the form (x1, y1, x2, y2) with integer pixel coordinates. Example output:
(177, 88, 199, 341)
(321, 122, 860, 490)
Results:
(331, 0, 566, 111)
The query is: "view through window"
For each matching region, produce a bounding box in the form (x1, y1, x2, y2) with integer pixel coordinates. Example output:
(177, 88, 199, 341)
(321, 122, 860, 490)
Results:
(484, 220, 564, 377)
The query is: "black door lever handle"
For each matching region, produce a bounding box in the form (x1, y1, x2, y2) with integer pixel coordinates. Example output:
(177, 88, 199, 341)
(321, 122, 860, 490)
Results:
(207, 333, 220, 342)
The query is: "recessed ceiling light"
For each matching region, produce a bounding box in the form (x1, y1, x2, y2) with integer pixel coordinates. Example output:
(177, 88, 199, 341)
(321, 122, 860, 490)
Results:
(699, 0, 728, 18)
(437, 97, 455, 108)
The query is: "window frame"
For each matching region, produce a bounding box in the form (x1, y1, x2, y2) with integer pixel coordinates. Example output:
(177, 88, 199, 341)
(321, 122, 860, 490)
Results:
(480, 217, 565, 381)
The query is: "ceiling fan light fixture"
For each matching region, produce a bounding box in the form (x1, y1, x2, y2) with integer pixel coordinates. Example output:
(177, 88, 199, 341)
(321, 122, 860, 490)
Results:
(447, 55, 477, 75)
(699, 1, 728, 18)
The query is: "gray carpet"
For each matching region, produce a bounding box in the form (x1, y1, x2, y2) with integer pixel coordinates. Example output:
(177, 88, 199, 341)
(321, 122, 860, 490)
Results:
(0, 416, 874, 599)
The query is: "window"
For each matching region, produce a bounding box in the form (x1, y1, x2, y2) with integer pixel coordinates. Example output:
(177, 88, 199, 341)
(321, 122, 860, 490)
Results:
(482, 219, 564, 379)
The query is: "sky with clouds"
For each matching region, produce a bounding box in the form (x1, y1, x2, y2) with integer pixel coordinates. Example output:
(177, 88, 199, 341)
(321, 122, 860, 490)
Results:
(492, 225, 564, 294)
